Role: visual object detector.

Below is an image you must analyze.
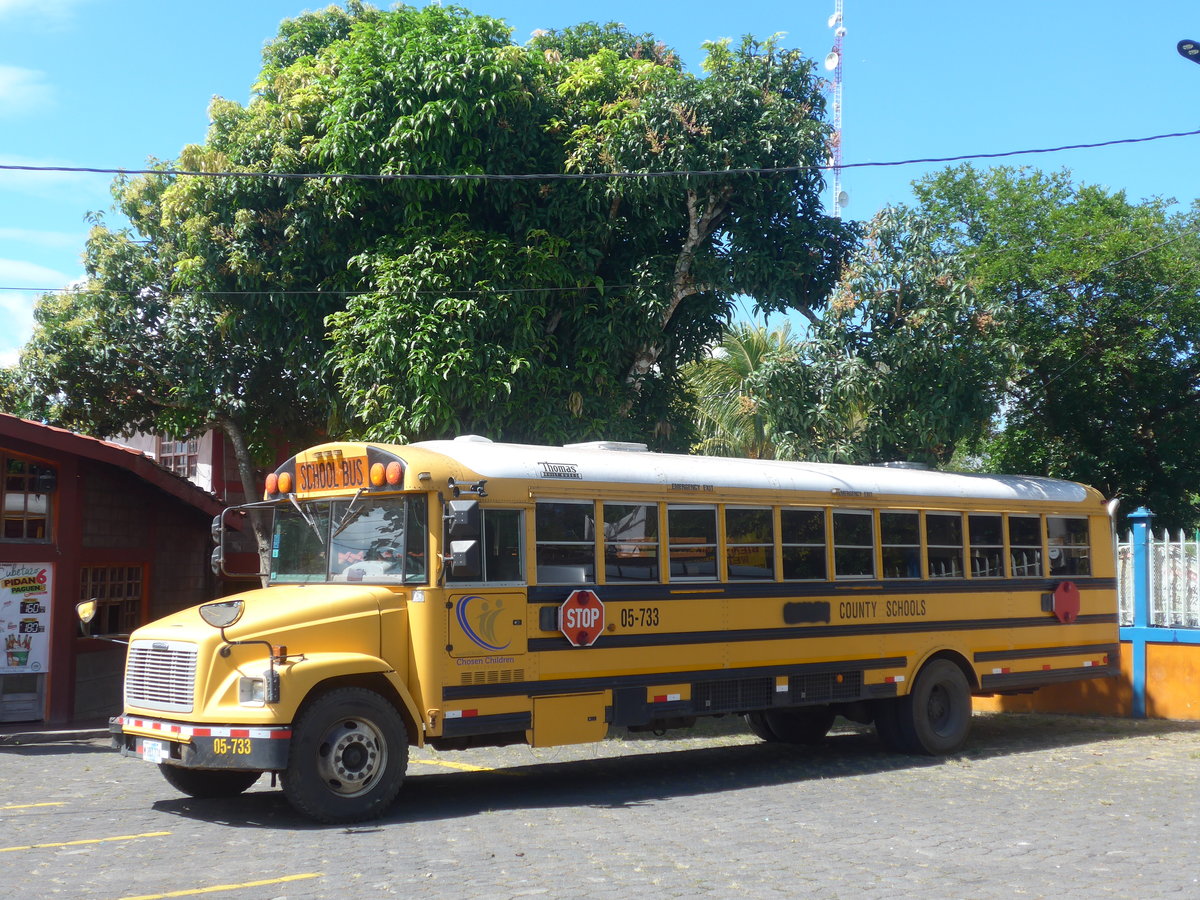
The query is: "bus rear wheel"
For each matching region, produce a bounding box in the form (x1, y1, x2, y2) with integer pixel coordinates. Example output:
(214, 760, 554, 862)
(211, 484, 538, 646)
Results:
(745, 707, 836, 745)
(875, 658, 972, 755)
(282, 687, 408, 824)
(159, 766, 260, 799)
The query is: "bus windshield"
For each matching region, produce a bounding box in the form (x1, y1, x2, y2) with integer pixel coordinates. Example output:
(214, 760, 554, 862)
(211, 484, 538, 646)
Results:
(269, 495, 428, 585)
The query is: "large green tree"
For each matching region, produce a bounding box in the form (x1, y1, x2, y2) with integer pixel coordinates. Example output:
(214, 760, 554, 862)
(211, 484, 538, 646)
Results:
(912, 166, 1200, 527)
(8, 3, 854, 459)
(757, 207, 1015, 466)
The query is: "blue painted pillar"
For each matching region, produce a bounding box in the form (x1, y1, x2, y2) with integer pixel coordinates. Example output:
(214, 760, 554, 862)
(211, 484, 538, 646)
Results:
(1128, 507, 1154, 718)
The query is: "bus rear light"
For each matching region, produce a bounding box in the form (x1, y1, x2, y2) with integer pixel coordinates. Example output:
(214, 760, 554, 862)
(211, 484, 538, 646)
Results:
(277, 471, 293, 494)
(386, 461, 403, 485)
(265, 473, 278, 496)
(370, 462, 386, 486)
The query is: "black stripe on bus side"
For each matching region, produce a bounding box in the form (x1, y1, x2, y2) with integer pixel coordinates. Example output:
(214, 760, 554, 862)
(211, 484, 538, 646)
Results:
(526, 612, 1119, 653)
(443, 656, 906, 702)
(526, 576, 1118, 605)
(440, 711, 532, 738)
(973, 643, 1120, 663)
(980, 663, 1121, 692)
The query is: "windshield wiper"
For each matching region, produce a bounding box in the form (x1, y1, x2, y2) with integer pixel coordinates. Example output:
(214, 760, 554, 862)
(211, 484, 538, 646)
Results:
(288, 494, 325, 542)
(331, 489, 367, 538)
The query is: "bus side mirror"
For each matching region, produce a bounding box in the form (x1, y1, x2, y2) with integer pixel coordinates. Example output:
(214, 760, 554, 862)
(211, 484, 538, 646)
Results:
(445, 500, 481, 539)
(448, 540, 482, 577)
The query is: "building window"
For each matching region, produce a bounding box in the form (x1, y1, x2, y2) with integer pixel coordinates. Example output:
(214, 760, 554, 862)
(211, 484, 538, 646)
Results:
(157, 435, 199, 478)
(80, 566, 144, 635)
(2, 454, 53, 541)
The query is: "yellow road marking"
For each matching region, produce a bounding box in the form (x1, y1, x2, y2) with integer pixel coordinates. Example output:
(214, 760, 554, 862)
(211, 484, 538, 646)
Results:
(0, 831, 170, 853)
(0, 802, 66, 810)
(411, 757, 496, 773)
(410, 763, 523, 777)
(121, 873, 323, 899)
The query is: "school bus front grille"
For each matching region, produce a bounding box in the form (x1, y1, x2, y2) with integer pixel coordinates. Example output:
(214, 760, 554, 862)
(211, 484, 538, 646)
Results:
(125, 641, 197, 713)
(460, 669, 526, 686)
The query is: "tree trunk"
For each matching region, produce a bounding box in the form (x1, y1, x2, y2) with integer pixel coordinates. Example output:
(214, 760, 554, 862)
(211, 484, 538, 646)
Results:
(215, 413, 271, 586)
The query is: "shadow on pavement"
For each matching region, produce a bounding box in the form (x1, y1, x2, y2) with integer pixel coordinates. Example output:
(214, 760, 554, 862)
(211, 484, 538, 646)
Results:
(146, 711, 1200, 830)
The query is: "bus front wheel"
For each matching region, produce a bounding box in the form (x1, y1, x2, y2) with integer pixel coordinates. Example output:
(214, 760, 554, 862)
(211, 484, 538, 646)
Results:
(282, 687, 408, 823)
(875, 658, 972, 756)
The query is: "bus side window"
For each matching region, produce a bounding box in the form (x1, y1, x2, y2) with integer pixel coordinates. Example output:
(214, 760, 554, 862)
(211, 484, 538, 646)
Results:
(726, 507, 774, 580)
(603, 502, 658, 583)
(969, 514, 1004, 577)
(667, 505, 717, 580)
(833, 510, 874, 579)
(781, 508, 826, 580)
(880, 511, 920, 579)
(1009, 515, 1044, 577)
(447, 508, 524, 583)
(926, 512, 964, 578)
(1048, 516, 1091, 576)
(535, 501, 596, 584)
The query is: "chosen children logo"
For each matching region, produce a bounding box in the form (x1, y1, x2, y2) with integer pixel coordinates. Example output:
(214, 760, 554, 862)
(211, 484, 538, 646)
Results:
(455, 595, 512, 652)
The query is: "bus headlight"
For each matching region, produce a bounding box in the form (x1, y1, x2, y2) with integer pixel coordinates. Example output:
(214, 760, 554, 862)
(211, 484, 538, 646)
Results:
(238, 669, 281, 706)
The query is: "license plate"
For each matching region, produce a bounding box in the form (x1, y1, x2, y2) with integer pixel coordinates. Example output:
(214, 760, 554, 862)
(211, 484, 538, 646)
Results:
(296, 456, 367, 493)
(141, 739, 165, 764)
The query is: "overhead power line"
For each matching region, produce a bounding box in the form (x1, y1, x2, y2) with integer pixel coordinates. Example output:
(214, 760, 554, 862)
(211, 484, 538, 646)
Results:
(2, 128, 1198, 183)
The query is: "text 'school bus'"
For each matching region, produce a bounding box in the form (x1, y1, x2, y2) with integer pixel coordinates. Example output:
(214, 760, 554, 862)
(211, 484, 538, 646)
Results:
(102, 437, 1118, 822)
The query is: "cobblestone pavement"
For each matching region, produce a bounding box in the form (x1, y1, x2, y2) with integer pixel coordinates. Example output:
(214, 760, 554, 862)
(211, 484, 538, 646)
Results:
(1, 713, 1198, 900)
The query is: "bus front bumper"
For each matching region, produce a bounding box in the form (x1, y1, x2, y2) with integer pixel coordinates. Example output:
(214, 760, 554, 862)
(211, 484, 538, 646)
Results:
(111, 714, 292, 771)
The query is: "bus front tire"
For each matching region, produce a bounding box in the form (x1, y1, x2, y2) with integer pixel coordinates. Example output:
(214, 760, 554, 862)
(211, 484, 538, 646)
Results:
(282, 687, 408, 824)
(875, 658, 972, 755)
(745, 706, 836, 745)
(159, 765, 261, 799)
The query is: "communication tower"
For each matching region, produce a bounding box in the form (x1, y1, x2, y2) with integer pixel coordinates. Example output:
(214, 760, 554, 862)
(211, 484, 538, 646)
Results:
(824, 1, 847, 217)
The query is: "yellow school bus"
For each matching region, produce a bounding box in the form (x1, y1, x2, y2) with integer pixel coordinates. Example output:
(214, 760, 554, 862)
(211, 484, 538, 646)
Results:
(107, 436, 1119, 822)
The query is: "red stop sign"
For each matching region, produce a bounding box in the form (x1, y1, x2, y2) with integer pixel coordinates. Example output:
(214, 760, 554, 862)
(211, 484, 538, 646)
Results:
(560, 589, 605, 647)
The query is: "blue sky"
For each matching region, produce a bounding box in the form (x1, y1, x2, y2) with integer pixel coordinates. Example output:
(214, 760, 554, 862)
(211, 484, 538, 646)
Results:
(2, 0, 1198, 366)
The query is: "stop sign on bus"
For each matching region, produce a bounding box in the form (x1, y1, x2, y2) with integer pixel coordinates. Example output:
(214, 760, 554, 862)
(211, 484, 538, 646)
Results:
(560, 589, 605, 647)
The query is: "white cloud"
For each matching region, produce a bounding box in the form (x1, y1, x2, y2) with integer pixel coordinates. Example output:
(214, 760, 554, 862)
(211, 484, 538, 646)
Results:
(0, 65, 54, 118)
(0, 227, 85, 250)
(0, 0, 87, 26)
(0, 153, 106, 200)
(0, 257, 75, 287)
(0, 290, 39, 367)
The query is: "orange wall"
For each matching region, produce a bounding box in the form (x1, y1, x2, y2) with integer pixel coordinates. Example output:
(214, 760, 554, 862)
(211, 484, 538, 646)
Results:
(974, 641, 1200, 721)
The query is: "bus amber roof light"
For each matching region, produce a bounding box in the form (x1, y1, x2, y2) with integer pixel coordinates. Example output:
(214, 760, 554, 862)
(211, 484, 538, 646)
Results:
(265, 473, 278, 496)
(386, 461, 403, 485)
(370, 463, 386, 487)
(277, 471, 293, 494)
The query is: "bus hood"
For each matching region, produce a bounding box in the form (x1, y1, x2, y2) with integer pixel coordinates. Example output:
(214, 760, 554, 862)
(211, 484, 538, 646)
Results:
(130, 583, 400, 657)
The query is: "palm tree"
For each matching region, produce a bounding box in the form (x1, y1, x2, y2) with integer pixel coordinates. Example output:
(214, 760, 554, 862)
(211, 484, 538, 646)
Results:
(682, 321, 798, 459)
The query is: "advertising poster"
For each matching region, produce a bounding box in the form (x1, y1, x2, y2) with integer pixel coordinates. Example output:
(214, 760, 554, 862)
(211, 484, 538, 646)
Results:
(1, 563, 53, 675)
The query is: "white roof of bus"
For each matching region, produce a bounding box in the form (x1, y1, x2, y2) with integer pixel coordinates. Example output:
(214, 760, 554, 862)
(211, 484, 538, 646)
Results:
(411, 437, 1093, 505)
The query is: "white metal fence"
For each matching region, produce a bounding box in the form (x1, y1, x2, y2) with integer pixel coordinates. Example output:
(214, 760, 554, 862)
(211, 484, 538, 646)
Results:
(1117, 530, 1200, 628)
